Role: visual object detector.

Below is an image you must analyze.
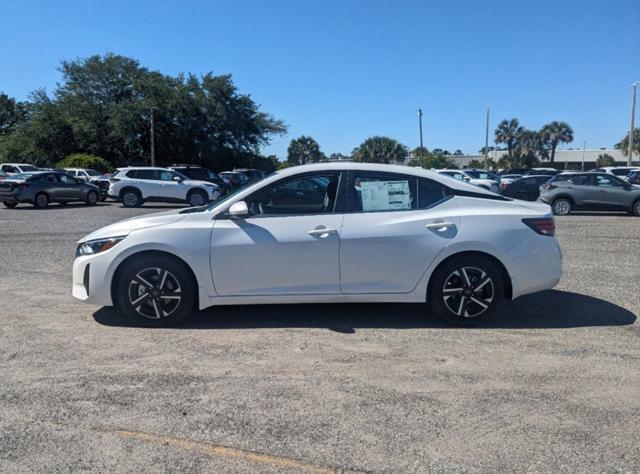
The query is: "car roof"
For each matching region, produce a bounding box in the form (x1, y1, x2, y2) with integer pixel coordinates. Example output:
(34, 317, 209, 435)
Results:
(274, 162, 496, 196)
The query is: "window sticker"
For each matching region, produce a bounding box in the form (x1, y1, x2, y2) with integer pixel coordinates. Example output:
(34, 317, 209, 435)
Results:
(360, 180, 411, 211)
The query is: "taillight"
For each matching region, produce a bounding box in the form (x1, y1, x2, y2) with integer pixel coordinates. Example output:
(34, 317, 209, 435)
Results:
(500, 182, 509, 190)
(110, 177, 120, 183)
(522, 217, 555, 236)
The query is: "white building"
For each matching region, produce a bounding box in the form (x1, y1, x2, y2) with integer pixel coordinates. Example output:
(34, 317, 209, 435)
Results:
(448, 149, 630, 169)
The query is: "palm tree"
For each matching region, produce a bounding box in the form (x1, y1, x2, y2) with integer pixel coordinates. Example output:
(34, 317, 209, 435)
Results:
(615, 128, 640, 161)
(540, 121, 574, 163)
(516, 129, 543, 168)
(494, 118, 523, 160)
(351, 136, 408, 164)
(287, 136, 322, 165)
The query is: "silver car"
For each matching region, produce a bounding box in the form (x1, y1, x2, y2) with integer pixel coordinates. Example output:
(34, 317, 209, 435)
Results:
(539, 172, 640, 216)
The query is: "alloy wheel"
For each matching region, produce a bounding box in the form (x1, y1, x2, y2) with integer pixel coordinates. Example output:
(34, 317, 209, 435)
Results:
(35, 194, 48, 208)
(128, 267, 182, 319)
(553, 199, 571, 215)
(123, 192, 139, 207)
(442, 266, 494, 318)
(189, 192, 205, 207)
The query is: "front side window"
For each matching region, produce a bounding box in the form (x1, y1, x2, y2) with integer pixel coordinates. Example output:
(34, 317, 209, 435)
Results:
(159, 171, 177, 181)
(44, 174, 60, 183)
(246, 173, 339, 216)
(594, 175, 623, 187)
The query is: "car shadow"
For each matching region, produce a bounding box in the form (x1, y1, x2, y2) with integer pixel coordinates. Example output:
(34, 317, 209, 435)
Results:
(93, 289, 636, 331)
(6, 203, 111, 211)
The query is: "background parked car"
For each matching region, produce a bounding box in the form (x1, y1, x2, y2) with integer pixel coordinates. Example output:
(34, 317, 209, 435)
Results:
(0, 163, 39, 175)
(0, 171, 100, 208)
(592, 166, 639, 178)
(169, 165, 231, 196)
(627, 170, 640, 185)
(438, 169, 499, 193)
(64, 168, 110, 200)
(234, 168, 265, 182)
(0, 171, 8, 181)
(108, 167, 221, 207)
(500, 175, 551, 201)
(539, 172, 640, 216)
(219, 171, 250, 190)
(499, 174, 523, 191)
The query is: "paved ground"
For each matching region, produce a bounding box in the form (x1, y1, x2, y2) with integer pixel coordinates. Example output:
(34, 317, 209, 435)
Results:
(0, 201, 638, 473)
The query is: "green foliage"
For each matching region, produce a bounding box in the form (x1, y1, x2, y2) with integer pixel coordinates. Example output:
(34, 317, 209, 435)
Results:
(0, 54, 286, 169)
(615, 128, 640, 160)
(467, 159, 484, 169)
(55, 153, 112, 173)
(287, 136, 323, 164)
(540, 121, 574, 162)
(409, 151, 457, 169)
(596, 153, 616, 167)
(0, 93, 30, 135)
(352, 136, 408, 164)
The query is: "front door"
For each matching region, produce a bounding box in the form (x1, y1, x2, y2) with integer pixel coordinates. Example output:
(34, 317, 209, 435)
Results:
(57, 174, 84, 199)
(590, 174, 631, 209)
(211, 172, 343, 296)
(339, 171, 461, 294)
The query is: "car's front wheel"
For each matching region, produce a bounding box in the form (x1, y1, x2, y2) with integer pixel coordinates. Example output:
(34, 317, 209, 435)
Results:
(187, 189, 208, 207)
(115, 254, 197, 327)
(428, 255, 504, 326)
(552, 198, 572, 216)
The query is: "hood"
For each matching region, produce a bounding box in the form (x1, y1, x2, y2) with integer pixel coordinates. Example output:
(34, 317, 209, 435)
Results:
(78, 209, 187, 243)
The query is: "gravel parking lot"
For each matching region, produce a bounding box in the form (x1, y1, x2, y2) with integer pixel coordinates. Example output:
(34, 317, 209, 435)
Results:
(0, 201, 638, 472)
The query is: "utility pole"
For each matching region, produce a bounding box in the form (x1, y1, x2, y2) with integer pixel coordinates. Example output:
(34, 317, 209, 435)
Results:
(418, 109, 424, 158)
(628, 82, 638, 166)
(581, 140, 586, 171)
(149, 107, 157, 167)
(484, 107, 490, 170)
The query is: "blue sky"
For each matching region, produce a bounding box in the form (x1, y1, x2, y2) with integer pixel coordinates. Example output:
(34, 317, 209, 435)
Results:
(1, 0, 639, 158)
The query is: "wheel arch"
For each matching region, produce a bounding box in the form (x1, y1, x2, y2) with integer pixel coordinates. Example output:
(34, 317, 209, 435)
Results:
(119, 186, 142, 198)
(110, 249, 200, 308)
(427, 250, 513, 301)
(551, 193, 575, 205)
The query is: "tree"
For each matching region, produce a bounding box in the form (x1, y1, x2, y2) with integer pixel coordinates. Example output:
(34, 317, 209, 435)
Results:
(56, 153, 112, 173)
(287, 136, 322, 164)
(615, 128, 640, 161)
(453, 149, 463, 155)
(495, 118, 523, 160)
(0, 54, 286, 169)
(478, 146, 496, 154)
(540, 121, 574, 163)
(467, 159, 484, 168)
(328, 152, 349, 161)
(515, 129, 543, 168)
(352, 136, 408, 164)
(409, 150, 457, 169)
(0, 93, 29, 135)
(596, 153, 616, 167)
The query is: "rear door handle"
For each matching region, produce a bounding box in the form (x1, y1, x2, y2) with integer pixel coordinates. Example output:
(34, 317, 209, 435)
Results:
(425, 222, 455, 231)
(308, 228, 337, 238)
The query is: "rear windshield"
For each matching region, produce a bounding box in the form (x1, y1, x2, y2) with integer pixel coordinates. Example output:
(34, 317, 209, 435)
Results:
(19, 165, 38, 172)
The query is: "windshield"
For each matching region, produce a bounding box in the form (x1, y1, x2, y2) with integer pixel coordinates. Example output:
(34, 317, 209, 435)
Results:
(19, 165, 38, 172)
(465, 170, 496, 180)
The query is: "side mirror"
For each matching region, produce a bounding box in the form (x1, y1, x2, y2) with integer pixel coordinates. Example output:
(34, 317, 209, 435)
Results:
(172, 176, 183, 182)
(228, 201, 249, 217)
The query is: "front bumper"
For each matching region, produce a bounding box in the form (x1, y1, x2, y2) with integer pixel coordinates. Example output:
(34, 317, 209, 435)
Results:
(72, 252, 117, 306)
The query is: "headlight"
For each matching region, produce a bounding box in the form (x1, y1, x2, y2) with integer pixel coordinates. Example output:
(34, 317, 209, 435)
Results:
(76, 236, 126, 257)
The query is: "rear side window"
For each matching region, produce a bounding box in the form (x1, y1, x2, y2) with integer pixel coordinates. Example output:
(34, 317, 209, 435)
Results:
(125, 170, 138, 178)
(417, 178, 447, 208)
(611, 169, 630, 176)
(350, 172, 417, 212)
(567, 175, 588, 185)
(137, 169, 158, 180)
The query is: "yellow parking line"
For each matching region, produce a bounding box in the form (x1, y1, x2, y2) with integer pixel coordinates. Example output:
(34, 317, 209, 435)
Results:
(93, 426, 359, 473)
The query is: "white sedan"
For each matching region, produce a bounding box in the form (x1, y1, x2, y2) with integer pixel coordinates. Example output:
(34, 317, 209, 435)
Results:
(72, 163, 562, 326)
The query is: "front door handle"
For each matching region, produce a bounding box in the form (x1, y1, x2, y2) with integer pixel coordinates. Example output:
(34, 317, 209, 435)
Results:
(308, 227, 337, 238)
(425, 221, 455, 231)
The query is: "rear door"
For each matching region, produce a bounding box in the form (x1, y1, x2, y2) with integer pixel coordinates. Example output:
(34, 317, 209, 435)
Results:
(339, 171, 460, 294)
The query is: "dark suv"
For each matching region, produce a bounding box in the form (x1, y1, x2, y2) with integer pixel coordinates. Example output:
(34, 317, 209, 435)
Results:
(169, 165, 230, 196)
(500, 175, 551, 201)
(539, 172, 640, 216)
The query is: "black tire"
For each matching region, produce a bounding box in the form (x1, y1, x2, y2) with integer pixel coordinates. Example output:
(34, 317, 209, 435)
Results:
(121, 189, 142, 207)
(187, 189, 208, 207)
(551, 198, 572, 216)
(3, 201, 17, 208)
(86, 191, 99, 206)
(115, 254, 196, 327)
(632, 199, 640, 217)
(427, 255, 504, 326)
(34, 193, 49, 209)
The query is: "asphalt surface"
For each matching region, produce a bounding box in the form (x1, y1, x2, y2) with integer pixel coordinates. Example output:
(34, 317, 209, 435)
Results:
(0, 201, 638, 472)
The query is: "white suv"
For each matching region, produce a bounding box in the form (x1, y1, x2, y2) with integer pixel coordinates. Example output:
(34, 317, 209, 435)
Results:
(108, 167, 220, 207)
(437, 169, 500, 193)
(0, 163, 39, 175)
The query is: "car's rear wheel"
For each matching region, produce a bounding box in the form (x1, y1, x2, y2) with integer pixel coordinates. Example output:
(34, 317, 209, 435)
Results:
(3, 201, 17, 208)
(187, 189, 207, 207)
(428, 255, 504, 326)
(552, 198, 572, 216)
(632, 199, 640, 217)
(115, 254, 196, 327)
(34, 193, 49, 209)
(121, 189, 142, 207)
(86, 191, 98, 206)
